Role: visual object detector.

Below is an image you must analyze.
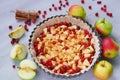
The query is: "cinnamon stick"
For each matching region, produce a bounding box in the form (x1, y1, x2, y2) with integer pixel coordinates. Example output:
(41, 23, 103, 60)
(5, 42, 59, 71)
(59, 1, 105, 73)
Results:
(15, 9, 39, 20)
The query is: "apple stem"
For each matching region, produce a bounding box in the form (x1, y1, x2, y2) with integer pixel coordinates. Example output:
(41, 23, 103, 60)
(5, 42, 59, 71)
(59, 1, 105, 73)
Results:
(17, 66, 21, 69)
(103, 61, 105, 67)
(103, 18, 105, 23)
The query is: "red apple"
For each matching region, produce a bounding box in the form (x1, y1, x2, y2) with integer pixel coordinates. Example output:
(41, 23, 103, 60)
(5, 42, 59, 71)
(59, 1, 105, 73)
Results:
(94, 18, 112, 36)
(102, 37, 119, 59)
(68, 5, 86, 19)
(93, 60, 113, 80)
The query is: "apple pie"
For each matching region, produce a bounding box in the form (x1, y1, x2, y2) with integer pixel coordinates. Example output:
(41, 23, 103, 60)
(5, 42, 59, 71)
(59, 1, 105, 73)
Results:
(29, 15, 101, 76)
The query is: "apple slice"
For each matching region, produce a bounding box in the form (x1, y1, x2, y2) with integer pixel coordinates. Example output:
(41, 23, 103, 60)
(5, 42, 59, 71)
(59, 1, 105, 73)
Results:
(18, 69, 36, 80)
(18, 59, 37, 80)
(9, 26, 25, 39)
(19, 59, 37, 70)
(10, 44, 27, 60)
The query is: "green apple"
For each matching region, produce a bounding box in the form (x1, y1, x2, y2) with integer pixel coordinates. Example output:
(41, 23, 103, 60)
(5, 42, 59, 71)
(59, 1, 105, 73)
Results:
(9, 25, 25, 39)
(94, 18, 112, 36)
(10, 44, 27, 60)
(18, 59, 37, 80)
(68, 4, 86, 19)
(93, 60, 113, 80)
(102, 38, 119, 59)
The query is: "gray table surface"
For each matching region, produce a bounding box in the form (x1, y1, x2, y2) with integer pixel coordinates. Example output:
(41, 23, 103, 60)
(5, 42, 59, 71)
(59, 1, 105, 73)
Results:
(0, 0, 120, 80)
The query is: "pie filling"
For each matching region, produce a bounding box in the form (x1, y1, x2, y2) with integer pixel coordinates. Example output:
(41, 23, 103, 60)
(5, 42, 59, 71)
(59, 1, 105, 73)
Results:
(33, 22, 95, 74)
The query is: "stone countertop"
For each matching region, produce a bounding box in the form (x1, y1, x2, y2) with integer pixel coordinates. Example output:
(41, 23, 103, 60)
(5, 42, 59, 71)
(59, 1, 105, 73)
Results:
(0, 0, 120, 80)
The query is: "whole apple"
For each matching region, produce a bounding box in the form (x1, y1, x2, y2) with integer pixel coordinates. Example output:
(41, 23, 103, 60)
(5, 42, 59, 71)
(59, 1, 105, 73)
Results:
(68, 5, 86, 19)
(102, 37, 119, 59)
(93, 60, 113, 80)
(94, 18, 112, 36)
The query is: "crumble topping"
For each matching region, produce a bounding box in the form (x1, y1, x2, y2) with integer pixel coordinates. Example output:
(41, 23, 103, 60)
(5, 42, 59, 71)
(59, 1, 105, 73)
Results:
(33, 22, 95, 74)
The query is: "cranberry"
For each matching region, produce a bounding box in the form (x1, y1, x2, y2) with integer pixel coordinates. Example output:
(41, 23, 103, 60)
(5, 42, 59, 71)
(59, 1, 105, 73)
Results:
(88, 57, 93, 64)
(45, 59, 54, 70)
(8, 25, 13, 30)
(12, 65, 16, 69)
(37, 49, 43, 55)
(97, 1, 102, 4)
(84, 42, 90, 47)
(66, 65, 72, 70)
(90, 52, 95, 57)
(34, 40, 38, 47)
(40, 33, 46, 39)
(47, 26, 51, 32)
(81, 0, 85, 4)
(57, 22, 62, 26)
(42, 14, 46, 19)
(107, 12, 113, 17)
(67, 22, 72, 26)
(24, 19, 31, 26)
(36, 43, 45, 55)
(52, 41, 56, 45)
(76, 26, 80, 30)
(34, 41, 39, 51)
(109, 13, 113, 17)
(45, 60, 52, 66)
(55, 30, 59, 34)
(58, 6, 62, 10)
(40, 59, 45, 65)
(54, 70, 57, 73)
(60, 3, 63, 6)
(51, 57, 56, 61)
(24, 20, 28, 25)
(54, 24, 58, 28)
(65, 2, 69, 6)
(54, 7, 57, 11)
(72, 29, 76, 34)
(69, 69, 76, 74)
(58, 39, 63, 43)
(104, 5, 107, 8)
(79, 53, 85, 62)
(49, 8, 52, 11)
(14, 39, 19, 43)
(76, 67, 81, 72)
(37, 15, 39, 18)
(84, 29, 89, 36)
(52, 4, 55, 7)
(101, 7, 106, 12)
(11, 39, 15, 45)
(59, 0, 62, 4)
(24, 25, 29, 31)
(63, 5, 66, 7)
(95, 12, 99, 17)
(72, 35, 77, 39)
(10, 39, 19, 45)
(60, 65, 67, 74)
(88, 34, 92, 41)
(68, 30, 73, 34)
(60, 61, 63, 64)
(43, 10, 47, 15)
(32, 19, 36, 24)
(88, 5, 92, 10)
(75, 60, 79, 65)
(64, 46, 69, 50)
(38, 10, 41, 14)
